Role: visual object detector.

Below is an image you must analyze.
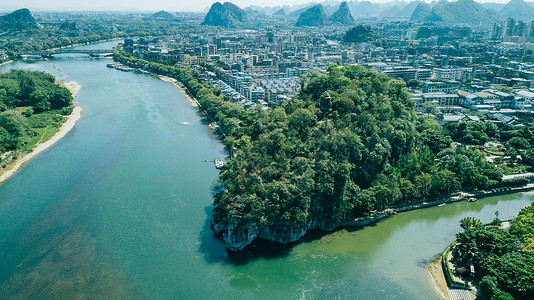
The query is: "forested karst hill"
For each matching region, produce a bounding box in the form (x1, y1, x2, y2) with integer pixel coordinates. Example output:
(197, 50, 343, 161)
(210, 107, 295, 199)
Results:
(410, 2, 432, 21)
(202, 2, 248, 27)
(342, 25, 380, 44)
(295, 4, 327, 26)
(0, 8, 38, 32)
(210, 65, 503, 251)
(329, 2, 355, 25)
(146, 10, 178, 21)
(424, 0, 499, 23)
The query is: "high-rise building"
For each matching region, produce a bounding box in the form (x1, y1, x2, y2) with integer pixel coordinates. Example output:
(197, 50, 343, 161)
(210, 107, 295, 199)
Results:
(490, 24, 502, 40)
(503, 18, 515, 38)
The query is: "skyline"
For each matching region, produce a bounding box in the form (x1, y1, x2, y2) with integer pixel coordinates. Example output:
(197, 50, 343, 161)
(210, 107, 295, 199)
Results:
(0, 0, 519, 13)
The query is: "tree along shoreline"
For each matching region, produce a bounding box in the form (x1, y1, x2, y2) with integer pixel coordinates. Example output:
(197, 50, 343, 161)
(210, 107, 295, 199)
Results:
(447, 206, 534, 299)
(112, 51, 533, 251)
(350, 184, 534, 228)
(0, 70, 79, 185)
(0, 104, 81, 185)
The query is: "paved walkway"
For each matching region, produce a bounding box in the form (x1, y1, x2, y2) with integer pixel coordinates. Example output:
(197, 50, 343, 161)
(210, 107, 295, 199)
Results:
(448, 289, 471, 300)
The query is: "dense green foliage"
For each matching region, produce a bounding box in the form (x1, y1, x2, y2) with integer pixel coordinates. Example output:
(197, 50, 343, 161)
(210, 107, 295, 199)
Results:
(201, 64, 501, 227)
(0, 70, 73, 154)
(445, 121, 534, 175)
(454, 206, 534, 299)
(0, 8, 38, 32)
(342, 25, 380, 44)
(113, 51, 511, 239)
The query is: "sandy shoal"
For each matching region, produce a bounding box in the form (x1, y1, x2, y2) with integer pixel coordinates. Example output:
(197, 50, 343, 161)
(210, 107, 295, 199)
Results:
(158, 76, 199, 108)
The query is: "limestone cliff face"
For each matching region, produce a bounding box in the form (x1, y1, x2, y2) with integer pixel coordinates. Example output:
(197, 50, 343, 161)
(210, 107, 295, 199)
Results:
(212, 208, 399, 251)
(213, 220, 258, 251)
(213, 219, 310, 251)
(212, 213, 350, 251)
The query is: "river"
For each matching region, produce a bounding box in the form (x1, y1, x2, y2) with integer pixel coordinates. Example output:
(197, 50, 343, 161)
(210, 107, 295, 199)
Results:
(0, 41, 532, 299)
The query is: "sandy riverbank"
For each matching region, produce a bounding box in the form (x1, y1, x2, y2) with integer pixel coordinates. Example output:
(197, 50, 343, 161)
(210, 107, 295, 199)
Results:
(427, 256, 449, 300)
(0, 81, 81, 185)
(0, 60, 13, 67)
(158, 75, 199, 108)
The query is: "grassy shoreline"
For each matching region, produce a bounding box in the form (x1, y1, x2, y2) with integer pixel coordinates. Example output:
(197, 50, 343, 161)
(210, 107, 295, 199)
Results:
(0, 81, 81, 185)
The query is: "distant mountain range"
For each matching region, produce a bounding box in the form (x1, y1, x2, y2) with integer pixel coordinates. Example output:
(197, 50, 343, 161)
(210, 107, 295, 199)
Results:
(424, 0, 500, 24)
(500, 0, 534, 20)
(0, 8, 38, 31)
(230, 0, 534, 25)
(199, 0, 534, 27)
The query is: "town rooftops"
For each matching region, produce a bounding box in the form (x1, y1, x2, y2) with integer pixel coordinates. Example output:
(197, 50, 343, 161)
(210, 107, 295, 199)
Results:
(516, 90, 534, 98)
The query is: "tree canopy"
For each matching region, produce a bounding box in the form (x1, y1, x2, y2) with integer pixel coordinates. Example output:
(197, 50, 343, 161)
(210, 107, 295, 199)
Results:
(0, 70, 73, 154)
(342, 25, 380, 44)
(454, 206, 534, 299)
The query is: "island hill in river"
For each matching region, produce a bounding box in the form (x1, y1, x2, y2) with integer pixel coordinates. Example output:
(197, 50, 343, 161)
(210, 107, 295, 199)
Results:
(209, 65, 518, 251)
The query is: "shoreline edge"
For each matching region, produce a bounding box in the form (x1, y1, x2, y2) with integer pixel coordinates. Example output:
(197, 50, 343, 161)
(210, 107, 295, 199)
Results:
(0, 80, 82, 185)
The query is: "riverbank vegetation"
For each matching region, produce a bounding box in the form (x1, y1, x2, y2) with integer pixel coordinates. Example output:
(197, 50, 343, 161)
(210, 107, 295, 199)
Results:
(452, 206, 534, 299)
(0, 70, 73, 164)
(113, 50, 534, 250)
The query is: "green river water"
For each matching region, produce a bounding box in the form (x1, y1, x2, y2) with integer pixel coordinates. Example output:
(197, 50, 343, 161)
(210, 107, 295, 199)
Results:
(0, 41, 532, 299)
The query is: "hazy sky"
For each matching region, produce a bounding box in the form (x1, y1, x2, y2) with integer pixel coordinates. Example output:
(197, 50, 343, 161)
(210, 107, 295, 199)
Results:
(1, 0, 512, 12)
(2, 0, 309, 12)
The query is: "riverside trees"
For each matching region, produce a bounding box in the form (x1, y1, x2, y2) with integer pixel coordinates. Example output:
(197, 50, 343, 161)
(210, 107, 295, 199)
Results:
(454, 206, 534, 299)
(0, 70, 73, 154)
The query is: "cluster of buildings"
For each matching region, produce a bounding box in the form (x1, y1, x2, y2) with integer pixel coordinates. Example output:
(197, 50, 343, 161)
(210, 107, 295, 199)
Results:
(120, 17, 534, 128)
(490, 18, 534, 42)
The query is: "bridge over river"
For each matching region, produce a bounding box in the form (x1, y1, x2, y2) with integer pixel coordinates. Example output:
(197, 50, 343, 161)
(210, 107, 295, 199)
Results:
(19, 49, 113, 58)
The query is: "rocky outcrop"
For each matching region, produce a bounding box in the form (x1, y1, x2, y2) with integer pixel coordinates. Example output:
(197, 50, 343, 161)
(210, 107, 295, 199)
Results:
(212, 212, 352, 251)
(329, 2, 355, 25)
(295, 4, 327, 27)
(202, 2, 247, 27)
(213, 220, 259, 251)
